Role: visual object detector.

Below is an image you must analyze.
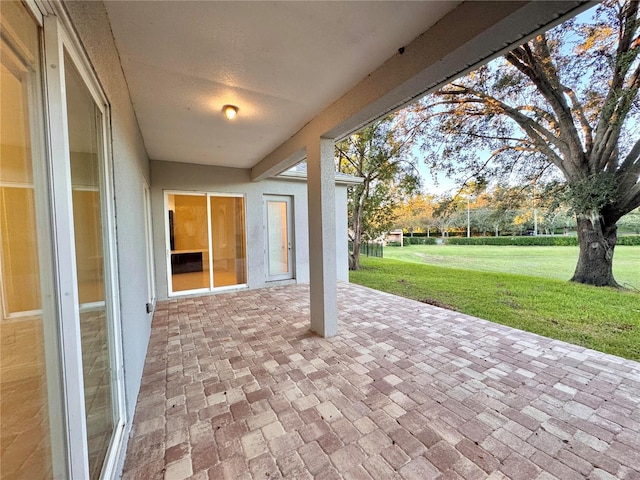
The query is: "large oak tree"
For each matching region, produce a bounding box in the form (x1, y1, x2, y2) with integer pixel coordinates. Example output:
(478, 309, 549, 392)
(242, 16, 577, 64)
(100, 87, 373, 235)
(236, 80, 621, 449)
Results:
(405, 0, 639, 286)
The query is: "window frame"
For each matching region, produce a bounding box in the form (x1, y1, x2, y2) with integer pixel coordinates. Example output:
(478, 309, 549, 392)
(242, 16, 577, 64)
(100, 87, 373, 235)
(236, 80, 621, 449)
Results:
(143, 181, 156, 312)
(164, 189, 249, 297)
(42, 10, 126, 480)
(0, 2, 68, 477)
(264, 194, 296, 282)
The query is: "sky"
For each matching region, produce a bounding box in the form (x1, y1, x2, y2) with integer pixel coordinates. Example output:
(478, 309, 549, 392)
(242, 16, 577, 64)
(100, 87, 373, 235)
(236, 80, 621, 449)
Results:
(408, 3, 605, 199)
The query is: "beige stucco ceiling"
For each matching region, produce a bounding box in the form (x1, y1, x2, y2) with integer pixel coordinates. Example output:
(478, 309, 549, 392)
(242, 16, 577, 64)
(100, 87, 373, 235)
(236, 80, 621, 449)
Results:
(105, 1, 461, 169)
(104, 1, 587, 174)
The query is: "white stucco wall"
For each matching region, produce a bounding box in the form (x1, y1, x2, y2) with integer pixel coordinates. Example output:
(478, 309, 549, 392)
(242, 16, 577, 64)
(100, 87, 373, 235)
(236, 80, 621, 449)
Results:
(63, 1, 153, 424)
(151, 160, 350, 299)
(335, 182, 349, 282)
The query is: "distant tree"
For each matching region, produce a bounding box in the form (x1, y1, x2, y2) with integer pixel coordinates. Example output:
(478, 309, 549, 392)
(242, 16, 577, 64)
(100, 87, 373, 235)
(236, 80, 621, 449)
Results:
(336, 116, 420, 270)
(392, 194, 441, 236)
(535, 185, 575, 234)
(539, 207, 574, 235)
(432, 195, 465, 237)
(458, 179, 488, 237)
(486, 185, 530, 236)
(404, 1, 640, 286)
(471, 207, 496, 237)
(513, 210, 534, 235)
(618, 207, 640, 233)
(393, 195, 430, 234)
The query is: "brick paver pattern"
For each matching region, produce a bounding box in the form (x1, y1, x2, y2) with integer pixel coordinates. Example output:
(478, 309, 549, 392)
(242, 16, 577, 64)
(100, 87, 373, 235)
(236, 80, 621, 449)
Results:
(122, 283, 640, 480)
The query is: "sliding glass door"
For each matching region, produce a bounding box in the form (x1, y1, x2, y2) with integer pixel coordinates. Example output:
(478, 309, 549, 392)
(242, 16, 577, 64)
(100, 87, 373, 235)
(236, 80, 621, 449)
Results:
(167, 192, 247, 294)
(211, 195, 247, 288)
(64, 52, 121, 479)
(0, 3, 66, 478)
(167, 193, 210, 292)
(1, 3, 125, 478)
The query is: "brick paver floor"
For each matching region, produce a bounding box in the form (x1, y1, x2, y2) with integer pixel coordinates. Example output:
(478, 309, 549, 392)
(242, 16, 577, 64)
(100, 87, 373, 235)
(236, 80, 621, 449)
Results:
(122, 283, 640, 480)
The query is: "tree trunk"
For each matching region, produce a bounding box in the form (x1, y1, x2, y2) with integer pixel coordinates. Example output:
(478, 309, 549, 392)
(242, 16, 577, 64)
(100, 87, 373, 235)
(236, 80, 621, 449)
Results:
(349, 241, 361, 270)
(571, 215, 620, 287)
(349, 202, 363, 270)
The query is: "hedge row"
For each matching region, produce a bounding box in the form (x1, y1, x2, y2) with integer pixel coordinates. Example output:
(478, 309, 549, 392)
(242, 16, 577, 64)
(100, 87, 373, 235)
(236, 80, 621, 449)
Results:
(445, 236, 577, 246)
(618, 235, 640, 246)
(403, 236, 438, 246)
(445, 235, 640, 246)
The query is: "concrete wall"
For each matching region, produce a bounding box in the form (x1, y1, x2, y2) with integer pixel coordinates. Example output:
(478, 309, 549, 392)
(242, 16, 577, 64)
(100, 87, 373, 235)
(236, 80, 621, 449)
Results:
(335, 185, 349, 282)
(63, 1, 152, 423)
(151, 160, 350, 299)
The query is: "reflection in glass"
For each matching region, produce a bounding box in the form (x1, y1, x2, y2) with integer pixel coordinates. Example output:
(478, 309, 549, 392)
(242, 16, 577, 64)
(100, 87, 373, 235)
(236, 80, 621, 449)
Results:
(267, 200, 289, 276)
(65, 52, 113, 479)
(0, 2, 64, 478)
(169, 194, 210, 291)
(211, 196, 246, 287)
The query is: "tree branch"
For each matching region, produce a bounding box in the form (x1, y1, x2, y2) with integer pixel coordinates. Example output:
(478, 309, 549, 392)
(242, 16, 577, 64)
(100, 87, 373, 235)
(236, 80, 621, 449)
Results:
(592, 0, 640, 167)
(455, 85, 569, 167)
(457, 131, 531, 143)
(506, 36, 587, 172)
(594, 57, 640, 172)
(518, 105, 557, 128)
(562, 85, 593, 152)
(616, 180, 640, 214)
(620, 136, 640, 172)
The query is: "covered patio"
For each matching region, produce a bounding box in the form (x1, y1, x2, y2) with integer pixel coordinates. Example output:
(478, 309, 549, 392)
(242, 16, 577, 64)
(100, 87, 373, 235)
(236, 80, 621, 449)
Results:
(122, 284, 640, 480)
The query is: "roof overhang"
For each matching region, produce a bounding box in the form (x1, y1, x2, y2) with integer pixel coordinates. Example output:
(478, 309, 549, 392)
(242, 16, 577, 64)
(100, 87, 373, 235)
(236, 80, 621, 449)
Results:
(250, 1, 590, 181)
(102, 1, 591, 180)
(277, 170, 364, 186)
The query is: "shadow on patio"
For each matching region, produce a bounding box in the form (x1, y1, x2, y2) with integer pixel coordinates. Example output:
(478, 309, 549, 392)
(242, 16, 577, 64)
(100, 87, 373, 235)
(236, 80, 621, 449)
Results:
(122, 283, 640, 480)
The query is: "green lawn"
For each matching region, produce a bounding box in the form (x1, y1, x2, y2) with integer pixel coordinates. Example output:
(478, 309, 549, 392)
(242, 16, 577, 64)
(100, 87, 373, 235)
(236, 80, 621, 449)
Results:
(384, 244, 640, 289)
(350, 256, 640, 361)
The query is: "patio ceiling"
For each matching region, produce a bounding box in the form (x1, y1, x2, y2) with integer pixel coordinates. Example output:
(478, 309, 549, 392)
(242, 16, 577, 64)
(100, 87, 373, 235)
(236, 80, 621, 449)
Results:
(103, 1, 587, 176)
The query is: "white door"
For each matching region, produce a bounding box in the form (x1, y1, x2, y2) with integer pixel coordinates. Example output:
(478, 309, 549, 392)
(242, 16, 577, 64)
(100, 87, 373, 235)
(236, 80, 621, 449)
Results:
(265, 196, 294, 281)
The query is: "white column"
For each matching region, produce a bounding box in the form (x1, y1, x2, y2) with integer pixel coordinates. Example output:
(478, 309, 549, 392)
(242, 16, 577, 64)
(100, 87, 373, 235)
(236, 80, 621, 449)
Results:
(306, 137, 338, 337)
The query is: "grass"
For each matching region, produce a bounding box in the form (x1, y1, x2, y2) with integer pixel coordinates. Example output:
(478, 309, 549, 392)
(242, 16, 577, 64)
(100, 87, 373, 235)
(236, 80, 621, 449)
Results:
(350, 256, 640, 361)
(384, 244, 640, 289)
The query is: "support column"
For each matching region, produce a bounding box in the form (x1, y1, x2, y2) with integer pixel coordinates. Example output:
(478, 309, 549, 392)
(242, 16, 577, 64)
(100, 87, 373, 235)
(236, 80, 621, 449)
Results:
(306, 137, 338, 337)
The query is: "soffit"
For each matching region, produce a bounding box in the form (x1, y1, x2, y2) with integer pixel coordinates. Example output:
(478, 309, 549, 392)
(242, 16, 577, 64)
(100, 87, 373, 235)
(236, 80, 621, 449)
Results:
(104, 1, 460, 169)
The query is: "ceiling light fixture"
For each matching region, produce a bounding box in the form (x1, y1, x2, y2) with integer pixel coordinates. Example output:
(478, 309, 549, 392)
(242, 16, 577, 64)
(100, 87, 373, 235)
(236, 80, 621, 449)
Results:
(222, 104, 239, 120)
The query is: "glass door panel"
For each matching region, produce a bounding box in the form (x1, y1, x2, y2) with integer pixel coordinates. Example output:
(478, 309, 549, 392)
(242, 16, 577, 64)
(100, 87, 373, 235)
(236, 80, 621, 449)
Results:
(0, 2, 65, 478)
(210, 196, 246, 287)
(266, 196, 293, 280)
(64, 52, 113, 479)
(168, 193, 210, 292)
